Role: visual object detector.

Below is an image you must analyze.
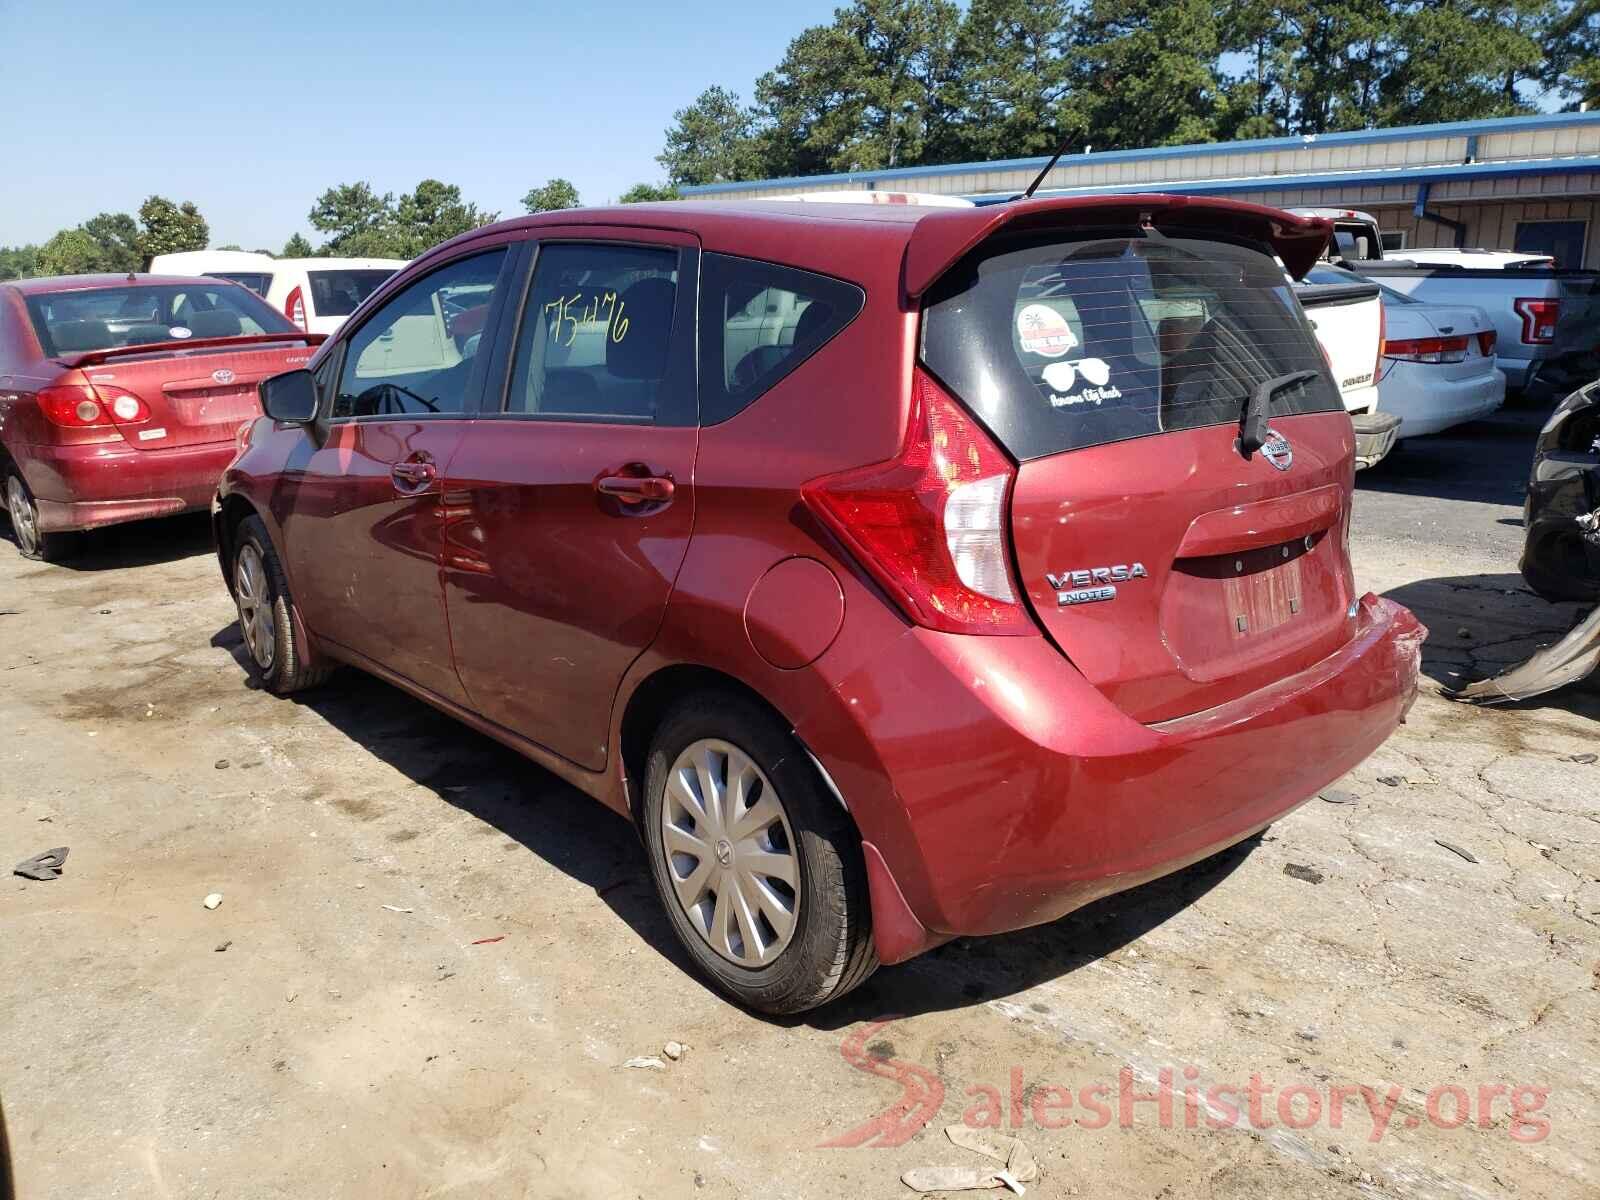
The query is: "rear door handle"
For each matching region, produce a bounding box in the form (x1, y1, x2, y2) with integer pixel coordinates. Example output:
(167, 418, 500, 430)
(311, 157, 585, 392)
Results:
(391, 459, 437, 490)
(595, 473, 675, 504)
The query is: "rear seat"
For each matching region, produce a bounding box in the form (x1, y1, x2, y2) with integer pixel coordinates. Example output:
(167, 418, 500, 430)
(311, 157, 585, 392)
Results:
(48, 320, 113, 353)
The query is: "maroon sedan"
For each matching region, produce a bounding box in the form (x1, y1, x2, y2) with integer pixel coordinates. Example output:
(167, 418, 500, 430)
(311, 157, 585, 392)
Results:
(0, 274, 321, 560)
(217, 197, 1425, 1013)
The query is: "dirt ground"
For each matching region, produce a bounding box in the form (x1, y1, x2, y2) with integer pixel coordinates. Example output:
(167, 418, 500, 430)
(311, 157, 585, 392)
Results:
(2, 412, 1597, 1199)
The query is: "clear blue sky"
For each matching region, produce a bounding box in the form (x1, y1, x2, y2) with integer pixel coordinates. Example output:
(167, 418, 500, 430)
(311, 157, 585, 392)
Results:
(0, 0, 840, 251)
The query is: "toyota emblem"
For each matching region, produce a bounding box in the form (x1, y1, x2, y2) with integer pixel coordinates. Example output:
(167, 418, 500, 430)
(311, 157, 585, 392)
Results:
(1261, 430, 1294, 471)
(212, 368, 236, 385)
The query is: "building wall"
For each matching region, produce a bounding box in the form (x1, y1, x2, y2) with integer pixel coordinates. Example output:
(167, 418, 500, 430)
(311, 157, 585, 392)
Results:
(1373, 199, 1600, 266)
(693, 117, 1600, 203)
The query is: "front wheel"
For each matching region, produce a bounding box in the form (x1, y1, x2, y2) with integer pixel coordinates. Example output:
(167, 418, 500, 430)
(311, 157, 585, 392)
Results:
(231, 515, 330, 694)
(641, 690, 876, 1014)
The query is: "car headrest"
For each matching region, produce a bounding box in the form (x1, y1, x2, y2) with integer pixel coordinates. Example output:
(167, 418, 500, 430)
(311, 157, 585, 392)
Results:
(607, 278, 675, 380)
(48, 320, 112, 353)
(185, 310, 243, 338)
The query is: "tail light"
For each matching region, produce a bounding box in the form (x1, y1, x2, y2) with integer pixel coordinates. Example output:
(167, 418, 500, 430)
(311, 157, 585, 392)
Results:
(801, 368, 1031, 636)
(1476, 330, 1496, 357)
(1384, 336, 1471, 364)
(37, 384, 109, 428)
(97, 386, 151, 424)
(1514, 298, 1559, 344)
(285, 285, 307, 331)
(1374, 303, 1386, 382)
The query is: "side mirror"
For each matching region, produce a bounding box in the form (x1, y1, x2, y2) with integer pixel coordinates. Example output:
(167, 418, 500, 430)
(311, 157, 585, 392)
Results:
(259, 369, 319, 424)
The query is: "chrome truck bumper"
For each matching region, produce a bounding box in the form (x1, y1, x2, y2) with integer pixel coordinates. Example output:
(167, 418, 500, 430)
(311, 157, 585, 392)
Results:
(1351, 411, 1402, 471)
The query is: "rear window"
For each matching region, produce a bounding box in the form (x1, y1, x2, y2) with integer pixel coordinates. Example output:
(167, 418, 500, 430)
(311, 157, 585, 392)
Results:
(307, 269, 395, 317)
(699, 253, 864, 425)
(205, 270, 274, 296)
(922, 235, 1341, 460)
(25, 283, 297, 357)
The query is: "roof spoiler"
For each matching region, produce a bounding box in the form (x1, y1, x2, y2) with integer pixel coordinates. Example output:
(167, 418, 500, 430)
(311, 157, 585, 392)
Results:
(902, 194, 1334, 300)
(56, 331, 327, 369)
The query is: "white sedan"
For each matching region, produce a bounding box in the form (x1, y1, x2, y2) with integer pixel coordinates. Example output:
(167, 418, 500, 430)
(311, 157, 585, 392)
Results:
(1305, 266, 1506, 438)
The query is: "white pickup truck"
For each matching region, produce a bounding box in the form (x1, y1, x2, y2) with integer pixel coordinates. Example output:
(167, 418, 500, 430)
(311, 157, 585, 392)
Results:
(1292, 269, 1399, 469)
(1289, 207, 1600, 398)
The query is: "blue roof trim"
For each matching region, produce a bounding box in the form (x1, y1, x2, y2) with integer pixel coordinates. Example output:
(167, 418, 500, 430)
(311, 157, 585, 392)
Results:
(965, 155, 1600, 201)
(682, 111, 1600, 196)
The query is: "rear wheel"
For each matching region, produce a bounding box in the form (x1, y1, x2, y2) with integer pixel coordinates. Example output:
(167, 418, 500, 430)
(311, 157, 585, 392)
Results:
(231, 515, 330, 694)
(641, 690, 876, 1014)
(4, 470, 76, 562)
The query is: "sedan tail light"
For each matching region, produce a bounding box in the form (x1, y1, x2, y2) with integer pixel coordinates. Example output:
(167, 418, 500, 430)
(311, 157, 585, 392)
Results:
(36, 384, 109, 428)
(801, 368, 1031, 636)
(1476, 330, 1497, 357)
(1514, 298, 1560, 344)
(1384, 336, 1471, 364)
(97, 387, 152, 424)
(285, 285, 307, 332)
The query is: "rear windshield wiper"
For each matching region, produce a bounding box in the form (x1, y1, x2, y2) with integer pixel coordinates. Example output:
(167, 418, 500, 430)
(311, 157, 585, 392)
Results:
(1240, 371, 1318, 456)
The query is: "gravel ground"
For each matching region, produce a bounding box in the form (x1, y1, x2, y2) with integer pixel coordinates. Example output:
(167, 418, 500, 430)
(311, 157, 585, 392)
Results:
(1, 407, 1596, 1200)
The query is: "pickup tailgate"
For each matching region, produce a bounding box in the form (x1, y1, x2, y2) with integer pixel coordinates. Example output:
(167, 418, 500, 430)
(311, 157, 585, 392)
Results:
(1296, 278, 1381, 409)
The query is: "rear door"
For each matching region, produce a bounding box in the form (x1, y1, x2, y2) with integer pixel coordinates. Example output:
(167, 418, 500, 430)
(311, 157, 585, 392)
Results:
(278, 247, 516, 702)
(922, 231, 1358, 723)
(441, 231, 699, 770)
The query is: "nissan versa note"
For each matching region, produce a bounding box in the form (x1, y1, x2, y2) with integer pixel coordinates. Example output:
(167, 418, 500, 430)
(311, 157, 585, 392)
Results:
(214, 196, 1426, 1014)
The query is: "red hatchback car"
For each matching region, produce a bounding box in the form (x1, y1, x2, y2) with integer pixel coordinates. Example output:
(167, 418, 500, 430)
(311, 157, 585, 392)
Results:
(216, 196, 1425, 1013)
(0, 274, 318, 560)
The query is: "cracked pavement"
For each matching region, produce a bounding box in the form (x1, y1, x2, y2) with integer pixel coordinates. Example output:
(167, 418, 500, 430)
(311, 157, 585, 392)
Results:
(1, 406, 1596, 1199)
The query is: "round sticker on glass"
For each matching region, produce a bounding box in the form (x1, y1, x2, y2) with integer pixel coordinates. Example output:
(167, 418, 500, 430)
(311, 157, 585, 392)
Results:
(168, 326, 193, 339)
(1016, 304, 1077, 358)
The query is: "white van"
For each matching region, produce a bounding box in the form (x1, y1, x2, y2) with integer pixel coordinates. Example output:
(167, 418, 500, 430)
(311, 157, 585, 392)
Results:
(147, 250, 278, 297)
(147, 251, 405, 335)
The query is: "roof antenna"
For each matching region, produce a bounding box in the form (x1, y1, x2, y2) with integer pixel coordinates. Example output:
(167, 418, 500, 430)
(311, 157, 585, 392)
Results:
(1018, 128, 1082, 201)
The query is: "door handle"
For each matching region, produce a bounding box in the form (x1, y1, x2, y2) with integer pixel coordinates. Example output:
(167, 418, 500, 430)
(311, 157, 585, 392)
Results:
(391, 460, 437, 489)
(595, 472, 675, 504)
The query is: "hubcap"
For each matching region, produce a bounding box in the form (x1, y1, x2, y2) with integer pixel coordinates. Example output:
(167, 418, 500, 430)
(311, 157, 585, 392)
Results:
(661, 738, 800, 967)
(6, 477, 39, 556)
(233, 544, 276, 670)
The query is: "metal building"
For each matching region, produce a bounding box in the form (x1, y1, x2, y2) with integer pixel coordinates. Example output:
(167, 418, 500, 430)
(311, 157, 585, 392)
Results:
(682, 112, 1600, 268)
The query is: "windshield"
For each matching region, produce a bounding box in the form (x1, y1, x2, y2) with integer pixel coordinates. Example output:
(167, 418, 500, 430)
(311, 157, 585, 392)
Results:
(25, 282, 297, 356)
(922, 234, 1341, 460)
(307, 269, 395, 317)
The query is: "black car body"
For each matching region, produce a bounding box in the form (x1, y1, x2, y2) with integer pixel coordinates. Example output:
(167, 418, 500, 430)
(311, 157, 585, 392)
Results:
(1522, 381, 1600, 603)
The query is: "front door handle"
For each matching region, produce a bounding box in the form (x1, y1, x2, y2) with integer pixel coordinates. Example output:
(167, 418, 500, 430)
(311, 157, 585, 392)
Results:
(391, 459, 437, 491)
(595, 472, 675, 504)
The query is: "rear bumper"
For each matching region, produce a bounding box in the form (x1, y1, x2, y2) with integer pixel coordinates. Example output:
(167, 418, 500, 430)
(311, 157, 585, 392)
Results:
(799, 594, 1425, 950)
(21, 439, 235, 533)
(1377, 363, 1505, 438)
(1350, 411, 1402, 469)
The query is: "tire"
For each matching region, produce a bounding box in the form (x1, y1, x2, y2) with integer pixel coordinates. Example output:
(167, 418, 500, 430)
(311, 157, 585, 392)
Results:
(641, 689, 877, 1014)
(4, 469, 78, 562)
(230, 515, 330, 694)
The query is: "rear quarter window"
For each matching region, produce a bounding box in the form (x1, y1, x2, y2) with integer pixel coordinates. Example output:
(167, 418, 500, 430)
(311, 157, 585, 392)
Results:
(921, 234, 1341, 460)
(699, 253, 864, 425)
(308, 269, 395, 318)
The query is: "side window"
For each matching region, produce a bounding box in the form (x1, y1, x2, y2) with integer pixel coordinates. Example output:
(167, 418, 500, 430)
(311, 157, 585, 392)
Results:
(699, 253, 864, 425)
(506, 242, 690, 424)
(332, 249, 507, 420)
